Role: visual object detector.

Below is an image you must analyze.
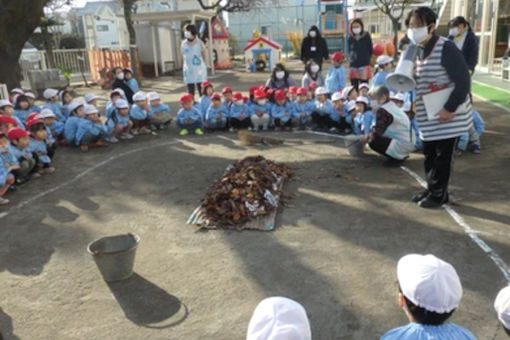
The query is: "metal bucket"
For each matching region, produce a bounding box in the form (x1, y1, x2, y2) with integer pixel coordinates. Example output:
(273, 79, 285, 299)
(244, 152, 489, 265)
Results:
(343, 135, 365, 157)
(88, 233, 140, 282)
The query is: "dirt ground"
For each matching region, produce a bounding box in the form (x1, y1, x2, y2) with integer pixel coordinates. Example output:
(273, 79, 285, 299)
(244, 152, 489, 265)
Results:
(1, 63, 510, 339)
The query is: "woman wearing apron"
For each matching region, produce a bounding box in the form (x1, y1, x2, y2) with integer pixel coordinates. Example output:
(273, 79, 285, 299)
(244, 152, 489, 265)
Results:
(182, 24, 208, 98)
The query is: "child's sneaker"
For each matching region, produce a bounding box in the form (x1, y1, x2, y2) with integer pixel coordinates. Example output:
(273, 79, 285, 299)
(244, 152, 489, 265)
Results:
(80, 145, 89, 152)
(471, 143, 481, 154)
(132, 129, 140, 136)
(180, 129, 189, 136)
(107, 136, 119, 143)
(194, 128, 204, 135)
(0, 197, 10, 205)
(43, 167, 55, 174)
(120, 133, 134, 140)
(32, 172, 41, 179)
(140, 127, 151, 134)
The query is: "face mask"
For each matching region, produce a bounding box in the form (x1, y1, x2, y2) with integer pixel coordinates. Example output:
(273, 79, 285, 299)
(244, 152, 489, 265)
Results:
(116, 72, 124, 80)
(184, 31, 193, 39)
(310, 65, 320, 73)
(276, 71, 285, 80)
(449, 27, 459, 37)
(235, 100, 244, 106)
(258, 99, 267, 106)
(309, 31, 317, 38)
(408, 26, 429, 44)
(352, 28, 361, 35)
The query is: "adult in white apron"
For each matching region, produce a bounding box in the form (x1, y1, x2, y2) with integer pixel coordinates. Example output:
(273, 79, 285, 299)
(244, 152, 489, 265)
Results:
(181, 24, 208, 98)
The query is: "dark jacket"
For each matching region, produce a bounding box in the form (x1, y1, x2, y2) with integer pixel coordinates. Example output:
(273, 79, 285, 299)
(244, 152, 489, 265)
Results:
(300, 26, 329, 67)
(112, 78, 134, 104)
(448, 29, 479, 73)
(348, 31, 373, 68)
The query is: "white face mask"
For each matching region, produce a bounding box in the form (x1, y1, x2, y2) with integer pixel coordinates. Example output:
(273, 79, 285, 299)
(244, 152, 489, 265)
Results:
(310, 65, 320, 73)
(184, 31, 193, 39)
(449, 27, 459, 37)
(276, 71, 285, 80)
(408, 26, 429, 44)
(235, 100, 244, 106)
(258, 99, 267, 106)
(309, 31, 317, 38)
(352, 28, 361, 35)
(116, 72, 124, 80)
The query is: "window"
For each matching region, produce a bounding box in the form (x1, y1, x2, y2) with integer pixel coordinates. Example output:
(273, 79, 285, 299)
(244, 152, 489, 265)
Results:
(370, 24, 379, 34)
(96, 25, 109, 32)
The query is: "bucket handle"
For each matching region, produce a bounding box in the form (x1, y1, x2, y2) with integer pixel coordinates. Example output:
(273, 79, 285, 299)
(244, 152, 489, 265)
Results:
(89, 233, 140, 256)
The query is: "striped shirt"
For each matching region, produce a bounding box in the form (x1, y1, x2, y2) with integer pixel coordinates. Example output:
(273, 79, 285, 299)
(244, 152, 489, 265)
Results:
(415, 37, 472, 141)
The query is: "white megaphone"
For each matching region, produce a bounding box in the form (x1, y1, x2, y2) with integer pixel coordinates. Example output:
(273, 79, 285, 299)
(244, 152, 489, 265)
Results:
(386, 44, 419, 92)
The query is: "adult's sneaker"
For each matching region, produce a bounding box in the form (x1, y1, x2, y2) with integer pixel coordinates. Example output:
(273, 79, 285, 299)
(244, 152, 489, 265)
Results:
(471, 143, 481, 154)
(411, 189, 429, 203)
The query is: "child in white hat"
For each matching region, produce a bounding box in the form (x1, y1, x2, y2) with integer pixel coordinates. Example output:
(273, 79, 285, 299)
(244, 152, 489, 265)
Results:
(311, 86, 338, 131)
(64, 101, 85, 145)
(147, 91, 172, 129)
(24, 92, 41, 114)
(247, 297, 311, 340)
(42, 88, 65, 121)
(380, 254, 476, 339)
(129, 91, 152, 135)
(0, 99, 24, 129)
(106, 89, 125, 119)
(106, 99, 134, 141)
(494, 286, 510, 336)
(354, 96, 374, 136)
(75, 105, 108, 152)
(372, 55, 394, 90)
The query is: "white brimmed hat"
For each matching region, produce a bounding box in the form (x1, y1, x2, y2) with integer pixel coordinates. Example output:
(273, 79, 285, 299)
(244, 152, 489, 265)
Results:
(147, 91, 160, 101)
(376, 55, 394, 66)
(398, 254, 462, 314)
(331, 91, 343, 102)
(38, 108, 56, 119)
(341, 86, 354, 100)
(0, 99, 13, 108)
(84, 93, 99, 103)
(495, 286, 510, 329)
(355, 96, 369, 106)
(11, 88, 24, 95)
(24, 92, 36, 99)
(359, 83, 370, 90)
(69, 100, 85, 113)
(43, 88, 59, 100)
(83, 104, 99, 115)
(246, 297, 311, 340)
(115, 99, 129, 109)
(346, 100, 357, 112)
(133, 91, 147, 102)
(390, 92, 405, 102)
(111, 88, 125, 97)
(315, 86, 328, 96)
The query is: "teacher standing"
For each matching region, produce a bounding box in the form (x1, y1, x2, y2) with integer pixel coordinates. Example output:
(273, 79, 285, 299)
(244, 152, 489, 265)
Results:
(181, 24, 208, 98)
(300, 26, 329, 70)
(347, 19, 373, 90)
(406, 7, 472, 209)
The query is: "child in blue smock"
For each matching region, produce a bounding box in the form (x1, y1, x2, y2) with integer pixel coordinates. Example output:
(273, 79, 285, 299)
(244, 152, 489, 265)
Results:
(60, 90, 73, 119)
(0, 157, 14, 205)
(457, 109, 484, 154)
(205, 93, 228, 130)
(14, 95, 31, 123)
(177, 94, 203, 136)
(331, 91, 352, 133)
(250, 90, 271, 131)
(106, 89, 124, 119)
(76, 105, 108, 152)
(229, 92, 252, 130)
(222, 86, 233, 112)
(311, 87, 337, 131)
(271, 89, 294, 131)
(147, 92, 172, 129)
(106, 99, 134, 142)
(380, 254, 477, 340)
(371, 55, 394, 89)
(354, 96, 374, 136)
(124, 68, 139, 94)
(64, 101, 85, 145)
(25, 92, 41, 113)
(130, 91, 152, 135)
(43, 88, 65, 121)
(325, 52, 347, 94)
(27, 120, 54, 174)
(0, 100, 24, 129)
(292, 87, 314, 129)
(38, 109, 62, 159)
(6, 128, 37, 183)
(198, 81, 214, 119)
(0, 133, 16, 204)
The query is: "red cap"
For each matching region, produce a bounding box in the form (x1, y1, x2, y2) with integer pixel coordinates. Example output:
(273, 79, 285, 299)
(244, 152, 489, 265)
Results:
(233, 92, 243, 101)
(254, 89, 266, 99)
(7, 128, 28, 141)
(201, 81, 212, 89)
(309, 82, 318, 89)
(249, 86, 259, 95)
(0, 115, 18, 126)
(331, 52, 345, 61)
(211, 93, 221, 100)
(26, 112, 40, 124)
(222, 86, 232, 94)
(243, 96, 249, 103)
(274, 89, 286, 101)
(265, 88, 274, 98)
(180, 93, 194, 104)
(297, 87, 308, 95)
(288, 86, 298, 94)
(26, 118, 43, 129)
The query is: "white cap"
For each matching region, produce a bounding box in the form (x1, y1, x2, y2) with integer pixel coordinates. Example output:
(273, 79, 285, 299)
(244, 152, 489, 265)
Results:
(68, 100, 85, 113)
(315, 86, 328, 96)
(341, 86, 354, 100)
(115, 99, 129, 109)
(11, 88, 24, 95)
(38, 108, 56, 119)
(355, 96, 369, 106)
(331, 91, 343, 102)
(246, 297, 311, 340)
(402, 101, 412, 112)
(398, 254, 462, 314)
(376, 55, 394, 66)
(24, 92, 36, 99)
(43, 88, 59, 100)
(495, 286, 510, 329)
(133, 91, 147, 102)
(0, 99, 13, 107)
(83, 104, 99, 115)
(346, 100, 357, 112)
(111, 88, 125, 97)
(84, 93, 99, 103)
(359, 83, 370, 90)
(147, 91, 160, 101)
(390, 92, 405, 102)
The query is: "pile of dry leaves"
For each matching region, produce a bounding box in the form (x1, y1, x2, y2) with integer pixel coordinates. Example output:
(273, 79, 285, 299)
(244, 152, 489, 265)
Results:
(201, 156, 293, 227)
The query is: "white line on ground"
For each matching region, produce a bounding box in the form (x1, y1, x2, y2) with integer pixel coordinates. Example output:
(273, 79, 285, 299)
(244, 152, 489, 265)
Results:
(0, 212, 8, 219)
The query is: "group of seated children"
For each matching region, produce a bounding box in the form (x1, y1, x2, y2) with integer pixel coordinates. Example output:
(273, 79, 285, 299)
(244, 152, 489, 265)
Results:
(0, 87, 172, 205)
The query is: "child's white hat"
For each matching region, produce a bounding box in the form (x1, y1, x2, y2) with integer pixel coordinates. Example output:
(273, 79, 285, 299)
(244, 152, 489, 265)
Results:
(11, 88, 24, 95)
(38, 108, 56, 119)
(43, 88, 59, 100)
(341, 86, 354, 100)
(68, 100, 85, 113)
(24, 92, 36, 99)
(398, 254, 462, 314)
(495, 286, 510, 330)
(390, 92, 405, 102)
(331, 92, 343, 102)
(115, 99, 129, 109)
(0, 99, 13, 108)
(376, 55, 394, 66)
(147, 91, 160, 101)
(133, 91, 147, 102)
(359, 83, 370, 90)
(111, 88, 125, 97)
(246, 297, 311, 340)
(83, 104, 99, 115)
(346, 100, 357, 112)
(355, 96, 369, 106)
(315, 86, 328, 96)
(84, 93, 99, 103)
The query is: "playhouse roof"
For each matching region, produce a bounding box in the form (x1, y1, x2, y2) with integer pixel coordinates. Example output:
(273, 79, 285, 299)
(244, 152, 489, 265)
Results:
(243, 36, 282, 52)
(212, 17, 229, 39)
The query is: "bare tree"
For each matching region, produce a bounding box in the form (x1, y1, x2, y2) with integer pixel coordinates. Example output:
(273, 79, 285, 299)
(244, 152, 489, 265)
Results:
(118, 0, 141, 81)
(197, 0, 280, 13)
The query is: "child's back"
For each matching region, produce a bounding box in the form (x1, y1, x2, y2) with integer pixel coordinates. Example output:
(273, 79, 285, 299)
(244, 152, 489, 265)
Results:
(380, 322, 477, 340)
(325, 65, 347, 94)
(64, 116, 84, 145)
